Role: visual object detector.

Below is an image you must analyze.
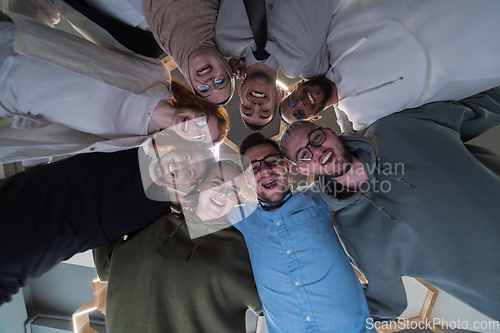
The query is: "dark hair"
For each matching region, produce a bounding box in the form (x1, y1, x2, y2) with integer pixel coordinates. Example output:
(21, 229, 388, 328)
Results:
(182, 159, 244, 209)
(170, 80, 229, 144)
(239, 133, 281, 159)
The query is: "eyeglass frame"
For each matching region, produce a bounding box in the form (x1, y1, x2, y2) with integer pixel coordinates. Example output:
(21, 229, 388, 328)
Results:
(191, 114, 209, 145)
(244, 154, 285, 174)
(210, 179, 240, 201)
(295, 128, 327, 165)
(196, 75, 229, 99)
(286, 90, 307, 120)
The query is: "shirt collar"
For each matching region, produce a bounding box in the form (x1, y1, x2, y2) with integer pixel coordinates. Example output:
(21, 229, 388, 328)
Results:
(258, 187, 293, 211)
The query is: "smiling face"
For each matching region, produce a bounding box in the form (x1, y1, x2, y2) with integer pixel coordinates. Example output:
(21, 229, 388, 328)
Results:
(149, 149, 208, 186)
(188, 50, 231, 105)
(239, 72, 281, 128)
(280, 78, 333, 124)
(170, 108, 219, 144)
(284, 123, 353, 178)
(244, 143, 290, 205)
(196, 164, 243, 221)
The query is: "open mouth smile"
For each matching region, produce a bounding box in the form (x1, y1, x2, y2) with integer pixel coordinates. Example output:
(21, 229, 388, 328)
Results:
(250, 91, 266, 98)
(197, 65, 212, 76)
(321, 151, 333, 165)
(211, 197, 225, 206)
(262, 178, 278, 189)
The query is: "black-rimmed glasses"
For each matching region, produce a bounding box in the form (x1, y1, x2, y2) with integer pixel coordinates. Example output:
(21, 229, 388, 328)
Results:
(295, 128, 326, 165)
(245, 154, 284, 173)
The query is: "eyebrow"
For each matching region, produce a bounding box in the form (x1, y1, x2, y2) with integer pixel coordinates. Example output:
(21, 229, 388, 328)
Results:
(242, 111, 272, 120)
(303, 129, 315, 147)
(259, 112, 271, 119)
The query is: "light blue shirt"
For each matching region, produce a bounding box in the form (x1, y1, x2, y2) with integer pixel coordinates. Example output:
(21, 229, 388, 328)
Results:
(227, 186, 373, 333)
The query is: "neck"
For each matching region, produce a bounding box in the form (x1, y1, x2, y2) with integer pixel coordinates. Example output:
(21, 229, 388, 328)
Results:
(147, 99, 177, 134)
(246, 62, 277, 80)
(330, 156, 368, 192)
(325, 77, 339, 107)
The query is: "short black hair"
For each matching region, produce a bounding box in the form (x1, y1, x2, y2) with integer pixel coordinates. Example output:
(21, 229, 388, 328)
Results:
(239, 133, 281, 158)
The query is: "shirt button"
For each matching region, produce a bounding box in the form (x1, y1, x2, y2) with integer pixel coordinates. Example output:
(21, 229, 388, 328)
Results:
(286, 250, 291, 255)
(276, 221, 280, 226)
(268, 3, 273, 9)
(90, 147, 95, 151)
(295, 281, 299, 286)
(306, 316, 311, 322)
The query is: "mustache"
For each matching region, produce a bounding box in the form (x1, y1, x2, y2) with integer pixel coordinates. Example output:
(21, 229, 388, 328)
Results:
(257, 172, 281, 184)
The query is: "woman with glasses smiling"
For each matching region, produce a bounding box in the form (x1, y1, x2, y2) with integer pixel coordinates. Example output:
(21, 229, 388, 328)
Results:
(143, 0, 235, 106)
(0, 12, 228, 165)
(93, 159, 263, 333)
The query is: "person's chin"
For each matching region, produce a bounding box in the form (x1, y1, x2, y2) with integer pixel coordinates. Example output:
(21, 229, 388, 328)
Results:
(259, 189, 286, 204)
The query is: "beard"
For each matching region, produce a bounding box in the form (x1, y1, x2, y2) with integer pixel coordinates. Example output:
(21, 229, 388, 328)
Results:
(256, 177, 290, 205)
(329, 150, 354, 178)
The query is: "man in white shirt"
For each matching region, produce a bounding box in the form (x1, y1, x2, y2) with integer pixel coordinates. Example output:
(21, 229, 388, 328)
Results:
(214, 0, 337, 130)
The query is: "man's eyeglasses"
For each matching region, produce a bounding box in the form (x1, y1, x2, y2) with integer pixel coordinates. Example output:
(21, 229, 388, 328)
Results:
(245, 154, 284, 173)
(287, 91, 307, 120)
(295, 128, 326, 165)
(211, 179, 240, 200)
(196, 75, 228, 99)
(191, 115, 209, 144)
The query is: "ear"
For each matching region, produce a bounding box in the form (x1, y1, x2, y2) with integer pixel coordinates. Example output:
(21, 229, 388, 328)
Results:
(324, 127, 338, 136)
(244, 174, 257, 192)
(238, 82, 242, 96)
(276, 88, 283, 101)
(296, 166, 311, 176)
(310, 113, 323, 122)
(284, 159, 291, 173)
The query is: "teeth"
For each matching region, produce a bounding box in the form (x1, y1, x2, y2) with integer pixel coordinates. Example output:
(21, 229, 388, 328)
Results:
(261, 178, 277, 188)
(211, 197, 224, 206)
(321, 151, 332, 165)
(169, 162, 175, 175)
(183, 120, 188, 133)
(197, 66, 211, 75)
(251, 91, 265, 98)
(307, 92, 314, 105)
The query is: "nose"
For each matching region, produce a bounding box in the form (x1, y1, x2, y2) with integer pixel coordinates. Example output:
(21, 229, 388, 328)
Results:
(217, 189, 227, 199)
(203, 76, 216, 85)
(311, 145, 323, 161)
(259, 162, 273, 175)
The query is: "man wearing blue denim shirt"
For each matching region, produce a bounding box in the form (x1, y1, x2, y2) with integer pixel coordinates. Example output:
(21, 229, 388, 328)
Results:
(227, 133, 372, 333)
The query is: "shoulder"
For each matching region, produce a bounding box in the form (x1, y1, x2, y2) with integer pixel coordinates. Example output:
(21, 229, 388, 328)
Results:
(227, 199, 260, 225)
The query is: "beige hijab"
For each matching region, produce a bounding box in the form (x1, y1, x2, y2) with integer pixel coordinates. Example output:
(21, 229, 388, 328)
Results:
(143, 0, 234, 105)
